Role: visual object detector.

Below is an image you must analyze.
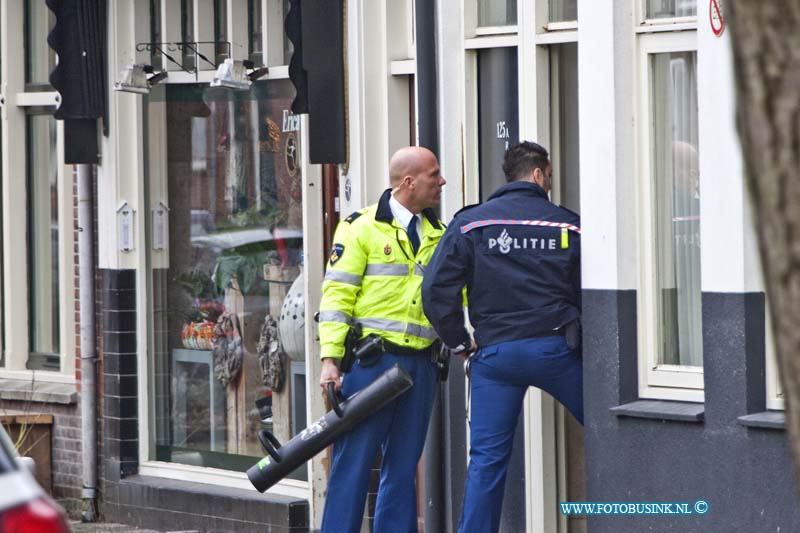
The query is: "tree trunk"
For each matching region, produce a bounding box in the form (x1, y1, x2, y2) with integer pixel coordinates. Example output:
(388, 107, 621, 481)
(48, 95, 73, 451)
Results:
(728, 0, 800, 486)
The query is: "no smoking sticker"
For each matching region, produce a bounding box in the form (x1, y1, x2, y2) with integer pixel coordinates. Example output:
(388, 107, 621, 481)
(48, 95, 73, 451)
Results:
(710, 0, 725, 37)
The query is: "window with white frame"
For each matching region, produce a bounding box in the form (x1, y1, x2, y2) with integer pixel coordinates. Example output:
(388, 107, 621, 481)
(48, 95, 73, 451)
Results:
(141, 2, 307, 485)
(478, 0, 517, 28)
(645, 0, 696, 19)
(27, 113, 61, 371)
(636, 2, 702, 401)
(549, 0, 577, 24)
(0, 1, 75, 377)
(24, 0, 55, 88)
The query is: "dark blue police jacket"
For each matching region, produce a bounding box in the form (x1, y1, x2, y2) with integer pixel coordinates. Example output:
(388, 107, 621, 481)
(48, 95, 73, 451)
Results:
(422, 181, 581, 349)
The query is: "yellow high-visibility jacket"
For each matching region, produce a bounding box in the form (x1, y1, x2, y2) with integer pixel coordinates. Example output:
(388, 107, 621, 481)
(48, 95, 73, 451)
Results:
(319, 189, 445, 359)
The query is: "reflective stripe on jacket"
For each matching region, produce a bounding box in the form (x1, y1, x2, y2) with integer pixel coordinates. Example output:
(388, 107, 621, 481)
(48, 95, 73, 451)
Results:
(319, 189, 445, 359)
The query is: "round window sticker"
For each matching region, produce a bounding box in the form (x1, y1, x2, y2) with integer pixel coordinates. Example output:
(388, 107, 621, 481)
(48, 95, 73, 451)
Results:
(710, 0, 725, 37)
(285, 133, 298, 177)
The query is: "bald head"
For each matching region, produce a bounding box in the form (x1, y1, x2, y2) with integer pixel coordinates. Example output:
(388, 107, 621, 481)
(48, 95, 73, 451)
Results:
(389, 146, 437, 188)
(388, 146, 445, 213)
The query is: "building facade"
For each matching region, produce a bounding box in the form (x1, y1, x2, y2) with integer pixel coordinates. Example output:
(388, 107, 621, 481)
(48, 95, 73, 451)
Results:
(0, 0, 795, 532)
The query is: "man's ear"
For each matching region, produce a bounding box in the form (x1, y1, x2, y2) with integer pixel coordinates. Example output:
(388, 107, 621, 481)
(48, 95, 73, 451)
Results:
(531, 167, 543, 186)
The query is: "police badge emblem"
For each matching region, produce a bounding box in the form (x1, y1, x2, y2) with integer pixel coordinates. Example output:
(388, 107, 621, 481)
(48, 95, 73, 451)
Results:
(329, 244, 345, 265)
(384, 244, 392, 256)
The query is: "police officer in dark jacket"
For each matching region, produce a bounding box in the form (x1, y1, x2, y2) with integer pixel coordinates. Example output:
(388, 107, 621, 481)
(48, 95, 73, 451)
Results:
(421, 141, 582, 533)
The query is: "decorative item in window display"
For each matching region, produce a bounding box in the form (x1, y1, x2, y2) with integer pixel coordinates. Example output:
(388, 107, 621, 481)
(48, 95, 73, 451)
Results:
(213, 312, 244, 387)
(257, 314, 285, 392)
(180, 299, 225, 350)
(278, 271, 306, 361)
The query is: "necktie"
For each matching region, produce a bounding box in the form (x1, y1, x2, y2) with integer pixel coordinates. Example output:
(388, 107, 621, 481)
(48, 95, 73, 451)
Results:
(407, 215, 420, 255)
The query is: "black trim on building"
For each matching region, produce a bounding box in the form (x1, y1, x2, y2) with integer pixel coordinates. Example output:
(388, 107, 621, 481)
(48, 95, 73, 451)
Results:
(583, 289, 799, 531)
(99, 268, 309, 531)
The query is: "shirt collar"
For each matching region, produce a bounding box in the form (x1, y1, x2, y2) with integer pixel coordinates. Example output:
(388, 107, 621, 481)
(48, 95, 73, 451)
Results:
(389, 192, 417, 230)
(376, 188, 443, 230)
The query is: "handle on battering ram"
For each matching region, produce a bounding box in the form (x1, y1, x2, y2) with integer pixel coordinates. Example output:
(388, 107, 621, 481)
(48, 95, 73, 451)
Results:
(257, 430, 283, 463)
(327, 381, 344, 418)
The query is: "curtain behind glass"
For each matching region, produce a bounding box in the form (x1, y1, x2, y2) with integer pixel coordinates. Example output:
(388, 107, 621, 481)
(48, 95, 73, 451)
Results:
(27, 115, 60, 360)
(24, 0, 55, 86)
(651, 51, 701, 367)
(549, 0, 578, 23)
(478, 0, 517, 27)
(646, 0, 697, 18)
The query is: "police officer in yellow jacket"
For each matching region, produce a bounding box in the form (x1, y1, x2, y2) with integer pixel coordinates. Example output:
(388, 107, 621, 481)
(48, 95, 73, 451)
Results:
(318, 146, 446, 533)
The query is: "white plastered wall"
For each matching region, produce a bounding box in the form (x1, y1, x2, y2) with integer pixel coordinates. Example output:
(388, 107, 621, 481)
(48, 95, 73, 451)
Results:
(99, 0, 149, 271)
(697, 0, 754, 294)
(578, 0, 639, 291)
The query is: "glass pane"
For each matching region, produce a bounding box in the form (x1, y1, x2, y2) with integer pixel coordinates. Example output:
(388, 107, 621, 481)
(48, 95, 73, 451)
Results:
(478, 0, 517, 27)
(181, 0, 195, 71)
(283, 0, 294, 66)
(150, 0, 163, 71)
(650, 51, 701, 367)
(646, 0, 697, 19)
(27, 115, 60, 362)
(266, 0, 294, 67)
(478, 48, 518, 201)
(549, 0, 578, 23)
(249, 0, 263, 65)
(148, 81, 306, 479)
(214, 0, 229, 65)
(25, 0, 56, 86)
(550, 43, 580, 212)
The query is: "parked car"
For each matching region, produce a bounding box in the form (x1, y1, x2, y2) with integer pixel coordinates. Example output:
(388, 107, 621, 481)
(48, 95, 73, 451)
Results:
(0, 425, 70, 532)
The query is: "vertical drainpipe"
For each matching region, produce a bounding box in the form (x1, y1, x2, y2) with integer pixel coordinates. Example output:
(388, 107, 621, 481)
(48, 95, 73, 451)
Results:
(78, 163, 97, 522)
(415, 1, 443, 531)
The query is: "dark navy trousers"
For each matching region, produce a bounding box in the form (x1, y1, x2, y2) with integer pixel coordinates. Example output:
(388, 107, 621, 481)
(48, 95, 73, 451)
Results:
(459, 335, 584, 533)
(321, 352, 438, 533)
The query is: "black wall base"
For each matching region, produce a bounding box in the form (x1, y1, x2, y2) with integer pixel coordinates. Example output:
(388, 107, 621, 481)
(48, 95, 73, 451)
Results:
(99, 269, 309, 531)
(582, 289, 798, 532)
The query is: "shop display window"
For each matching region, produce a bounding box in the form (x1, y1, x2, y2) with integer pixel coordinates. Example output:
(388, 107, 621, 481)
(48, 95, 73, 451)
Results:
(147, 80, 307, 478)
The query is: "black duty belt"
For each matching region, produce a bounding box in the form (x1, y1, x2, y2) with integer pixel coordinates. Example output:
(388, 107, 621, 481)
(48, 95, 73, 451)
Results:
(529, 327, 566, 339)
(381, 339, 434, 358)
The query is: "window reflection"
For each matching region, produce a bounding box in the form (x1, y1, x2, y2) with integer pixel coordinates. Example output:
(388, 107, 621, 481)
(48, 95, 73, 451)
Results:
(149, 81, 306, 477)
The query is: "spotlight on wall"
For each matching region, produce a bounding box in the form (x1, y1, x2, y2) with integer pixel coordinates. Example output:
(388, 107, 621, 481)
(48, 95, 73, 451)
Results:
(113, 64, 167, 94)
(210, 59, 269, 90)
